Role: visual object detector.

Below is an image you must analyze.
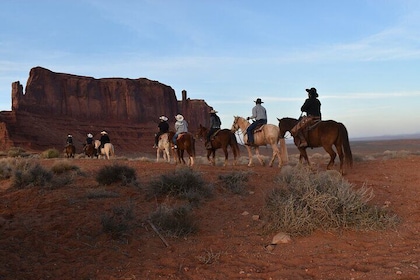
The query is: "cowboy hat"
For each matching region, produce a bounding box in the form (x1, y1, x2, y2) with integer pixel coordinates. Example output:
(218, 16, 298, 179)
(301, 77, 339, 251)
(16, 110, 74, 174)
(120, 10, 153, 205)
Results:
(67, 134, 72, 137)
(87, 133, 93, 138)
(100, 131, 107, 135)
(159, 116, 168, 121)
(254, 98, 264, 104)
(209, 109, 218, 114)
(306, 87, 319, 97)
(175, 114, 184, 121)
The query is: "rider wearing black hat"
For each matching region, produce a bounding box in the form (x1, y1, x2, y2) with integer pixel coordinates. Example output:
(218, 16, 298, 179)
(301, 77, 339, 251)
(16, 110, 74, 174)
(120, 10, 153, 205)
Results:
(291, 87, 322, 148)
(245, 98, 267, 146)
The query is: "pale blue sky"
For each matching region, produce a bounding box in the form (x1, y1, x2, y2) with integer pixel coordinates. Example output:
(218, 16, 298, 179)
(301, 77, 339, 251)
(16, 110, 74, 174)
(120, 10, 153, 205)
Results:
(1, 0, 420, 138)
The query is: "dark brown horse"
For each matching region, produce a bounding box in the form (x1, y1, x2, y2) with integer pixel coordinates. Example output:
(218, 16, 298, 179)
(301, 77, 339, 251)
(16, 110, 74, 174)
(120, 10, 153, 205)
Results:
(195, 124, 240, 166)
(168, 131, 196, 166)
(64, 144, 76, 158)
(277, 117, 353, 174)
(83, 143, 97, 158)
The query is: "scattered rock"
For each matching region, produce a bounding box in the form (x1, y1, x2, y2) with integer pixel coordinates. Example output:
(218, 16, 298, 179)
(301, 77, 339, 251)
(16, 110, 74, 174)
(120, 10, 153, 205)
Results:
(271, 232, 291, 244)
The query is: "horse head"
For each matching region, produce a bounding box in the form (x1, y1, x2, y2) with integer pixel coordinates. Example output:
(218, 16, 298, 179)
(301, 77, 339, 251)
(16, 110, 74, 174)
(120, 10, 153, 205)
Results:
(277, 117, 298, 138)
(195, 124, 208, 140)
(231, 116, 249, 133)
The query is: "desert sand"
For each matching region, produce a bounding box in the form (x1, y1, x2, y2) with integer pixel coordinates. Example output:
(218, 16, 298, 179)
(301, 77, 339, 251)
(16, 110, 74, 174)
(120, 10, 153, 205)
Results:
(1, 139, 419, 280)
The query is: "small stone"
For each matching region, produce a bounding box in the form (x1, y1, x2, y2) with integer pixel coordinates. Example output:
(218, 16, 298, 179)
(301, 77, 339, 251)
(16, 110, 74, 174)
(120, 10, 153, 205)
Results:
(252, 215, 260, 221)
(241, 211, 249, 216)
(265, 244, 276, 251)
(271, 232, 291, 244)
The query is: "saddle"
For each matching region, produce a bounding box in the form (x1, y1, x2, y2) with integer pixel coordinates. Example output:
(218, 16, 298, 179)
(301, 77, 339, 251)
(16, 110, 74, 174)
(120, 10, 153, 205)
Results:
(210, 128, 221, 139)
(291, 116, 320, 136)
(252, 124, 265, 133)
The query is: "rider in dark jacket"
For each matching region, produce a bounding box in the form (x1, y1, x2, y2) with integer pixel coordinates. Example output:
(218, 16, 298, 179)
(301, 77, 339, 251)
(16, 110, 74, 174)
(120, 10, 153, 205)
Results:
(292, 87, 321, 148)
(154, 116, 170, 148)
(206, 109, 221, 149)
(66, 134, 73, 146)
(99, 131, 110, 149)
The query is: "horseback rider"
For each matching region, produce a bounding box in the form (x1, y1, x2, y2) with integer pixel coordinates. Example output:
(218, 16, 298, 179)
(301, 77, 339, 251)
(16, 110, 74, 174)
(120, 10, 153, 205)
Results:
(99, 131, 110, 150)
(172, 114, 188, 149)
(292, 87, 322, 148)
(66, 134, 73, 146)
(245, 98, 267, 146)
(86, 133, 94, 145)
(153, 115, 169, 148)
(205, 109, 221, 149)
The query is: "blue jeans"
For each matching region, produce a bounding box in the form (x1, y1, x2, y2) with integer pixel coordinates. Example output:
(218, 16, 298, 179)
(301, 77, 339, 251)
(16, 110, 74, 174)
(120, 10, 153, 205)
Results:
(246, 119, 267, 143)
(172, 133, 179, 145)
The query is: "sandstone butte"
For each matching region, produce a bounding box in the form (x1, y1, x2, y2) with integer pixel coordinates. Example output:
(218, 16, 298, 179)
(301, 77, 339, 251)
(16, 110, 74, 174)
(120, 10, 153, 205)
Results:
(0, 66, 213, 156)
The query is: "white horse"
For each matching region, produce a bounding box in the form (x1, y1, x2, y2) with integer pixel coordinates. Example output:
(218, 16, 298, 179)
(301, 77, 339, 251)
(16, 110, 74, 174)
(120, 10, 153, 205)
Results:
(231, 116, 288, 167)
(156, 133, 171, 163)
(94, 140, 115, 159)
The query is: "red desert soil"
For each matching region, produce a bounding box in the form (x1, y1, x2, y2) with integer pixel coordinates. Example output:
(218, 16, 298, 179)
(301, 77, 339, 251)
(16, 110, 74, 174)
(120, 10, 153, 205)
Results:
(1, 139, 420, 280)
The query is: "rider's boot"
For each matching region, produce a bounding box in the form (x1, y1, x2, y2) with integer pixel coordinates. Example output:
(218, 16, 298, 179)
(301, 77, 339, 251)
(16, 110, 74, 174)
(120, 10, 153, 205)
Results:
(296, 131, 307, 148)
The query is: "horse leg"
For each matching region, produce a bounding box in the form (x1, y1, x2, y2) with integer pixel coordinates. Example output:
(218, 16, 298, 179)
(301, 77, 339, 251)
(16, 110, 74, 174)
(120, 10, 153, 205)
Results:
(323, 145, 337, 170)
(156, 148, 160, 162)
(298, 148, 310, 165)
(180, 150, 186, 164)
(268, 145, 279, 167)
(206, 149, 213, 165)
(222, 146, 229, 167)
(246, 146, 254, 167)
(335, 144, 345, 174)
(189, 149, 195, 166)
(165, 148, 171, 163)
(254, 147, 265, 166)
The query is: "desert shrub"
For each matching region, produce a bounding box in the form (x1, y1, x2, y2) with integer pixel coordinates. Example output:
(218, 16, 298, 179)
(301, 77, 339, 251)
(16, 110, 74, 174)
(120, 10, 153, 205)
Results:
(51, 161, 80, 174)
(101, 202, 135, 239)
(146, 167, 213, 205)
(0, 158, 16, 180)
(263, 165, 399, 236)
(41, 148, 61, 159)
(218, 171, 249, 194)
(12, 163, 53, 189)
(96, 164, 137, 186)
(149, 204, 198, 238)
(7, 147, 29, 158)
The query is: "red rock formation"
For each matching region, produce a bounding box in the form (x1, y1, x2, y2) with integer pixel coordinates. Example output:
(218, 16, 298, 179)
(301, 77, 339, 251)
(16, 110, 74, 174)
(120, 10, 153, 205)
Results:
(0, 66, 213, 154)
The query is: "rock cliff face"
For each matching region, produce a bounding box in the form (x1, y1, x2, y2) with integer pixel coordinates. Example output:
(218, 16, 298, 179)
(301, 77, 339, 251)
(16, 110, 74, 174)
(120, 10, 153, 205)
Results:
(0, 66, 212, 155)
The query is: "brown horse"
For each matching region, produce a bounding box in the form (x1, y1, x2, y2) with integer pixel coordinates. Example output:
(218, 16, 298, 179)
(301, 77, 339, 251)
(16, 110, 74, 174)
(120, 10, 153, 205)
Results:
(64, 144, 76, 158)
(83, 143, 97, 158)
(231, 116, 288, 167)
(277, 117, 353, 174)
(195, 124, 240, 166)
(168, 131, 195, 166)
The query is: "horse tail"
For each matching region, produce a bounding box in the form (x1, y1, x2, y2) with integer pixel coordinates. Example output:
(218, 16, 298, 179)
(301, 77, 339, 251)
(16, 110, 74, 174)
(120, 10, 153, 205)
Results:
(339, 123, 353, 168)
(275, 129, 288, 164)
(229, 132, 240, 158)
(192, 136, 196, 157)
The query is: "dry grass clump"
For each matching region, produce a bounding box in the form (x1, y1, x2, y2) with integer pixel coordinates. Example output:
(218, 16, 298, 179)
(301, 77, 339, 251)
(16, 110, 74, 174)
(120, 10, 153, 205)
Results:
(263, 165, 399, 236)
(50, 161, 80, 174)
(12, 162, 53, 189)
(96, 164, 138, 186)
(101, 202, 135, 239)
(146, 167, 213, 205)
(149, 204, 198, 238)
(41, 148, 61, 159)
(218, 171, 249, 194)
(7, 147, 29, 158)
